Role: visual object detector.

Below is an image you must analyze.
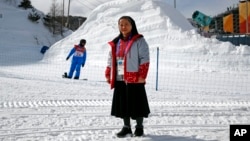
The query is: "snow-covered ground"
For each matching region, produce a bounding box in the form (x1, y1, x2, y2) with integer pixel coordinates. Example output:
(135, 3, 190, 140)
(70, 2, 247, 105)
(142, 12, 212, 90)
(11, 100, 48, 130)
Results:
(0, 0, 250, 141)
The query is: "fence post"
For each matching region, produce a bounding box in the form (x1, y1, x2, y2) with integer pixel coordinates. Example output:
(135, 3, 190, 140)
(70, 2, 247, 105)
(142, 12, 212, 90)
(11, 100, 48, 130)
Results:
(156, 47, 159, 91)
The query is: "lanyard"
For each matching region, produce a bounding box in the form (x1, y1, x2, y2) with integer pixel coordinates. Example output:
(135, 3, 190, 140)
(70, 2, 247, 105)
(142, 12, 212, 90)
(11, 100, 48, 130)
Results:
(116, 37, 131, 57)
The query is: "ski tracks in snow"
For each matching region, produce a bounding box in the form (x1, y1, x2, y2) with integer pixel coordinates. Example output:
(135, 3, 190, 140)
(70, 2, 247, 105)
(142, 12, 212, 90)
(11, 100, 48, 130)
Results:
(0, 99, 250, 141)
(0, 99, 250, 108)
(0, 75, 250, 140)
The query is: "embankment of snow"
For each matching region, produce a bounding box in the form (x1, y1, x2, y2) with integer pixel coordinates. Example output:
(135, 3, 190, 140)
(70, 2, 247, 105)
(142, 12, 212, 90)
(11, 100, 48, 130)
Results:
(43, 0, 194, 62)
(43, 0, 250, 72)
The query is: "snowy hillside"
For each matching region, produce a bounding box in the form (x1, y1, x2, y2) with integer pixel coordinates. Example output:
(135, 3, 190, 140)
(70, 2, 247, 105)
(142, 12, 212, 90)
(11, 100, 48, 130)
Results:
(0, 0, 71, 65)
(0, 0, 250, 141)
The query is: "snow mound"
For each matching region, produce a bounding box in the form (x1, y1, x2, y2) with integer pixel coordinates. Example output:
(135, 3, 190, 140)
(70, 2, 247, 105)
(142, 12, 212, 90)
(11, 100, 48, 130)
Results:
(44, 0, 194, 62)
(43, 0, 250, 72)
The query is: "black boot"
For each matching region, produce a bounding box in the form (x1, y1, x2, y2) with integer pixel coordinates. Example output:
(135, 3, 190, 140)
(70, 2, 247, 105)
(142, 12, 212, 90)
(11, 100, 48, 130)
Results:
(116, 127, 132, 138)
(62, 72, 68, 78)
(134, 127, 144, 137)
(74, 76, 79, 79)
(134, 117, 144, 137)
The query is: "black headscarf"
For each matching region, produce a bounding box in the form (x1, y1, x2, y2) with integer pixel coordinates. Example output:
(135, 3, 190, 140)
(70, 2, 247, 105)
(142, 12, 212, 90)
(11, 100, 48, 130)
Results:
(113, 16, 139, 43)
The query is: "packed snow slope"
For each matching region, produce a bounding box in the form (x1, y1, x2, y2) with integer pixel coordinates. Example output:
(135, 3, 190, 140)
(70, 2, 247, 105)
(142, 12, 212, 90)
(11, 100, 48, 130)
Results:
(0, 0, 71, 66)
(44, 0, 250, 73)
(44, 0, 194, 62)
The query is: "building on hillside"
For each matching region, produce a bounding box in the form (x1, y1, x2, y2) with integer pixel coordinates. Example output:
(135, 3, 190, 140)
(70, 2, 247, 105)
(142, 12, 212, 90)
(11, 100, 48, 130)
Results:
(192, 0, 250, 34)
(210, 0, 250, 34)
(191, 1, 250, 46)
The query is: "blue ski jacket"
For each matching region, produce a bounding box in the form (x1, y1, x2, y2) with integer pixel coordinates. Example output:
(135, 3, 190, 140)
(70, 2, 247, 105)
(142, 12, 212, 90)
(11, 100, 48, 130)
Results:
(67, 44, 87, 65)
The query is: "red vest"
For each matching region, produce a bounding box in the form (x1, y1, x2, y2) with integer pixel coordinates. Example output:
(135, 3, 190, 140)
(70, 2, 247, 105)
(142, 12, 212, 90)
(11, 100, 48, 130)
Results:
(74, 45, 85, 53)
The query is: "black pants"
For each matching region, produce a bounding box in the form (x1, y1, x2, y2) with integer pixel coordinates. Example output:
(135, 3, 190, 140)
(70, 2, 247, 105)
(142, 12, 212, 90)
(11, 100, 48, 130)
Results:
(123, 117, 144, 128)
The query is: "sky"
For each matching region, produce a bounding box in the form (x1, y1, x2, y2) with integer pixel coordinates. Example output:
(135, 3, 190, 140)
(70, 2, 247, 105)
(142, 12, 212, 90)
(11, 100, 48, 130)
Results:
(1, 0, 250, 141)
(30, 0, 240, 18)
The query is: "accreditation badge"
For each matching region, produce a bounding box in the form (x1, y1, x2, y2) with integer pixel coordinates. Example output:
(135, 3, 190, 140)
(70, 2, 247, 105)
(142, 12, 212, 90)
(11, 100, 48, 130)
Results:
(117, 58, 124, 75)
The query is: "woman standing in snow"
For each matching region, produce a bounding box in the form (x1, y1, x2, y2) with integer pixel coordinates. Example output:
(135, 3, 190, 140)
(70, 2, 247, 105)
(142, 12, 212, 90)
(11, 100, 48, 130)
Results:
(65, 39, 87, 79)
(105, 16, 150, 137)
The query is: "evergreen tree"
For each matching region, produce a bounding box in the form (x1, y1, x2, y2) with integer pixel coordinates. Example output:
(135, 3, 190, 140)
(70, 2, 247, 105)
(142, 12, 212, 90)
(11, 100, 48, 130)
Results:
(28, 8, 40, 22)
(19, 0, 33, 9)
(43, 14, 53, 32)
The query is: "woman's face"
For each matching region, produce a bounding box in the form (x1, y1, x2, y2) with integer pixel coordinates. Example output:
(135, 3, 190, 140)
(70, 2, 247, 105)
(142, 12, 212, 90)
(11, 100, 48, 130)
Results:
(118, 18, 132, 37)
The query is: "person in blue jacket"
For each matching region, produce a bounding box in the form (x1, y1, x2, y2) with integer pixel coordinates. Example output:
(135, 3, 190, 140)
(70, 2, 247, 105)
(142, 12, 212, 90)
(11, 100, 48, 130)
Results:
(66, 39, 87, 79)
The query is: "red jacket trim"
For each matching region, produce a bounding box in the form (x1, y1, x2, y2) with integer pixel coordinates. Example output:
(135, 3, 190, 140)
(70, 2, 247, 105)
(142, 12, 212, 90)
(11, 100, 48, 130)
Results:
(106, 34, 148, 89)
